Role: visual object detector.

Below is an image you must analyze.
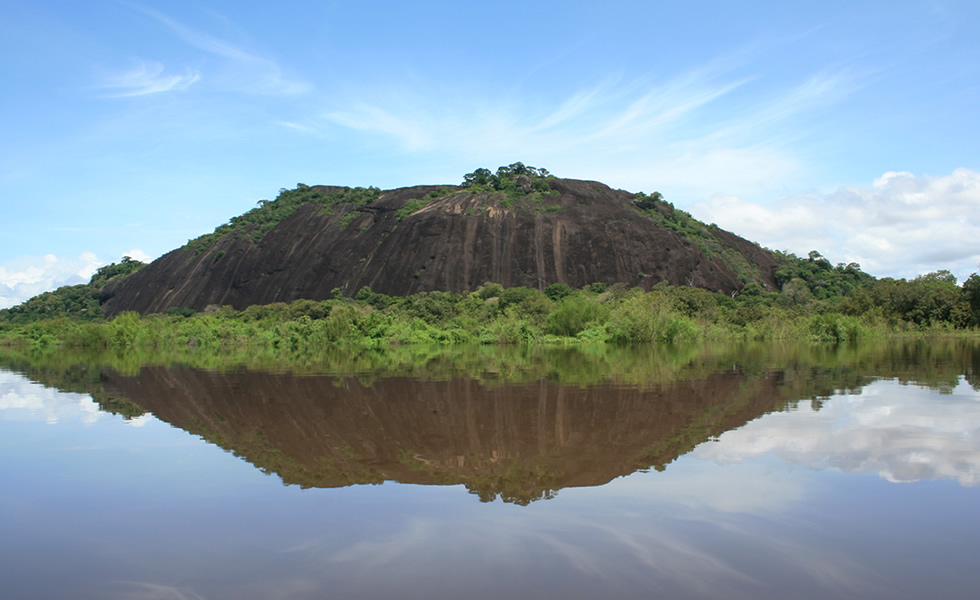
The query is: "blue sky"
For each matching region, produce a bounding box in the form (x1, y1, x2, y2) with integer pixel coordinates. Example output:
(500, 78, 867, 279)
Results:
(2, 0, 979, 308)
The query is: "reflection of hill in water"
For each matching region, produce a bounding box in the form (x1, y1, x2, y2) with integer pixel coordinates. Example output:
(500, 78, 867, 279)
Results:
(2, 339, 977, 503)
(101, 367, 788, 503)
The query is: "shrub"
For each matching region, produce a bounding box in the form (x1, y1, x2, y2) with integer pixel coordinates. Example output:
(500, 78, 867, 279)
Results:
(607, 294, 699, 343)
(545, 283, 572, 301)
(808, 313, 864, 342)
(546, 295, 610, 337)
(395, 198, 428, 221)
(477, 282, 504, 300)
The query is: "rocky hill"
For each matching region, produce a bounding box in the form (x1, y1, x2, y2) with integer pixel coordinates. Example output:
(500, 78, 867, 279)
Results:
(101, 165, 785, 316)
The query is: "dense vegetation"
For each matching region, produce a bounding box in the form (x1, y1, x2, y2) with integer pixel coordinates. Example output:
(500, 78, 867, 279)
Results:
(0, 256, 145, 325)
(460, 162, 560, 210)
(2, 255, 978, 350)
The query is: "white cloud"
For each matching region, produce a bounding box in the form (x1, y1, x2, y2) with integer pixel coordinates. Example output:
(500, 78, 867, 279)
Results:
(0, 370, 103, 425)
(693, 378, 980, 487)
(124, 414, 153, 428)
(595, 460, 806, 515)
(691, 168, 980, 280)
(0, 250, 148, 309)
(99, 61, 201, 97)
(123, 248, 153, 264)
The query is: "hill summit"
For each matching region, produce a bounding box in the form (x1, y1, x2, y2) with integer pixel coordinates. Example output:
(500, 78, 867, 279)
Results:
(101, 164, 784, 316)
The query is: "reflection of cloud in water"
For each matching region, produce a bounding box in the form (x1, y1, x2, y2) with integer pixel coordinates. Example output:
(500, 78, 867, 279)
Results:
(694, 378, 980, 486)
(124, 414, 153, 428)
(0, 369, 102, 425)
(101, 582, 207, 600)
(602, 461, 806, 514)
(315, 509, 872, 599)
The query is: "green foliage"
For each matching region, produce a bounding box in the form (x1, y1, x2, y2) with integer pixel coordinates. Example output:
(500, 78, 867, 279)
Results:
(777, 277, 813, 307)
(461, 162, 552, 188)
(544, 283, 572, 301)
(847, 270, 967, 326)
(606, 294, 700, 344)
(633, 191, 666, 204)
(495, 287, 551, 317)
(337, 210, 360, 229)
(460, 163, 558, 210)
(736, 281, 768, 305)
(4, 266, 980, 351)
(399, 291, 464, 324)
(0, 255, 150, 325)
(395, 198, 429, 222)
(477, 282, 505, 300)
(545, 294, 610, 337)
(184, 184, 381, 254)
(963, 273, 980, 327)
(774, 251, 873, 299)
(807, 313, 865, 342)
(0, 285, 103, 325)
(89, 256, 146, 288)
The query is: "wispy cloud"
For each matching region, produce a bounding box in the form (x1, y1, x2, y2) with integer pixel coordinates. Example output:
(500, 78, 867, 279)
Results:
(319, 61, 861, 197)
(134, 5, 310, 96)
(321, 70, 754, 155)
(274, 120, 317, 134)
(745, 67, 868, 131)
(99, 61, 200, 97)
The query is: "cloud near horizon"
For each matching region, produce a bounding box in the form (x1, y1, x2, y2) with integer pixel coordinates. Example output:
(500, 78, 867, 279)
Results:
(0, 370, 104, 426)
(0, 249, 151, 310)
(692, 168, 980, 281)
(693, 378, 980, 487)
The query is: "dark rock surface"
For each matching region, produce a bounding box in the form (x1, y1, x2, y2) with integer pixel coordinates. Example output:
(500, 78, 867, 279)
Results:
(101, 177, 784, 315)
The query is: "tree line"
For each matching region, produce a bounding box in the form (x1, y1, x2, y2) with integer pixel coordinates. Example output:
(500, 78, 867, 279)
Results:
(2, 262, 979, 350)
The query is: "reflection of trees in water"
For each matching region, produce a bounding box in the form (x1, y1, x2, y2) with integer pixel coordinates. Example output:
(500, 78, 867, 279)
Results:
(1, 339, 977, 504)
(464, 461, 562, 505)
(3, 338, 977, 391)
(966, 344, 980, 392)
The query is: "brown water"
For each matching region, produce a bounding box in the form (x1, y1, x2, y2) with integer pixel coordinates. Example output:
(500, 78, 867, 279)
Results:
(1, 340, 978, 599)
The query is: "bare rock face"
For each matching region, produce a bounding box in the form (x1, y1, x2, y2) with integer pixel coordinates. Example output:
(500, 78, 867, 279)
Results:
(100, 177, 784, 315)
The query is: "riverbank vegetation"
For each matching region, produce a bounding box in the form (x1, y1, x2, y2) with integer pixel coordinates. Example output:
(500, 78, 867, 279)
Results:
(2, 253, 978, 350)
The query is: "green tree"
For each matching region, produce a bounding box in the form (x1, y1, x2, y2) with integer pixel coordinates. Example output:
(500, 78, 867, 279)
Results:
(544, 283, 572, 301)
(962, 272, 980, 326)
(89, 256, 146, 288)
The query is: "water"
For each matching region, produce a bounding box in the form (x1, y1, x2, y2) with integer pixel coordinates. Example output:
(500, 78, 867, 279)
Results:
(1, 341, 978, 599)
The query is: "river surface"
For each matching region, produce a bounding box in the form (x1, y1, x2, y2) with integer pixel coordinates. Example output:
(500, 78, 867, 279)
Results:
(1, 341, 978, 599)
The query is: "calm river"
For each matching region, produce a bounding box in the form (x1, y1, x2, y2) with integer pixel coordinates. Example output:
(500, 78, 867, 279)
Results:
(1, 340, 978, 599)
